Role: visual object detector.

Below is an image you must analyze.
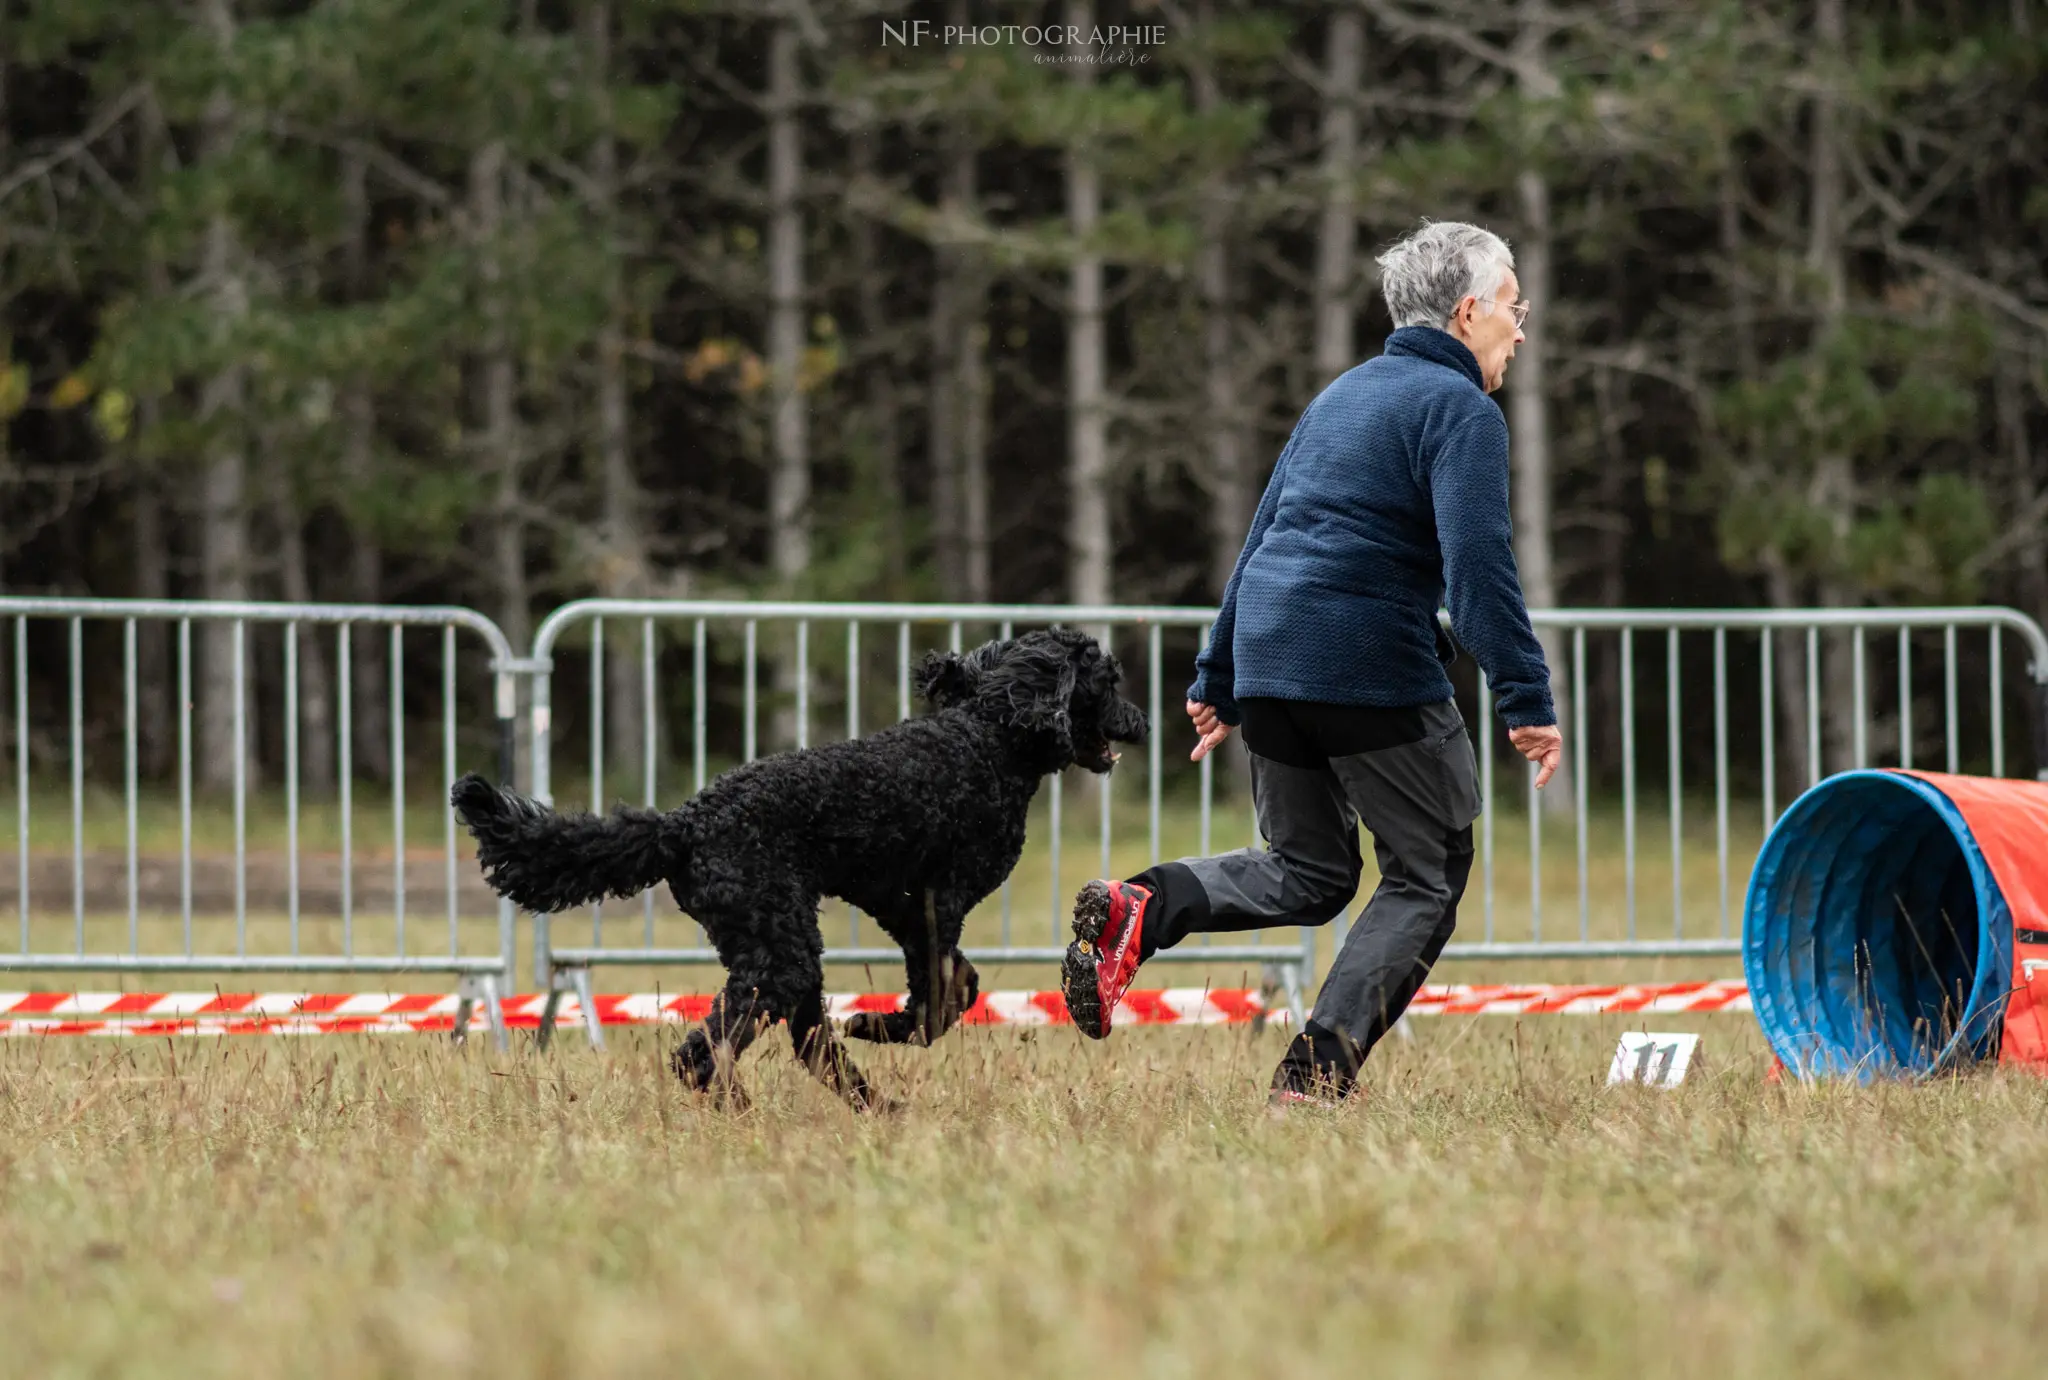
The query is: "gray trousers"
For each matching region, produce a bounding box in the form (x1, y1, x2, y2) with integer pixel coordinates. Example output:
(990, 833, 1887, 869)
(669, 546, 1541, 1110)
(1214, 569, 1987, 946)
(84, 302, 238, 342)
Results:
(1136, 699, 1481, 1083)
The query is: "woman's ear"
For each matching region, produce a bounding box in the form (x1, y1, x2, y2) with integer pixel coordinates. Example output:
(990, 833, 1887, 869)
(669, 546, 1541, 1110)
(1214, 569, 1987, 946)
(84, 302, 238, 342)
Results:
(914, 650, 978, 709)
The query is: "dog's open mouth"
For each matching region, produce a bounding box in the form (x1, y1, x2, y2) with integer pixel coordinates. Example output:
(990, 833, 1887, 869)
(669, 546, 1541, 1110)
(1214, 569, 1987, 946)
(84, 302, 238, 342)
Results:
(1081, 736, 1120, 770)
(1079, 705, 1147, 771)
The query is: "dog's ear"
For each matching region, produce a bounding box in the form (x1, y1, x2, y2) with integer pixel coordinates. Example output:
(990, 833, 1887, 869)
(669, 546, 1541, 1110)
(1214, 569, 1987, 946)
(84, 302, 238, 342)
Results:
(916, 638, 1015, 710)
(983, 638, 1078, 759)
(1034, 657, 1079, 758)
(915, 650, 979, 709)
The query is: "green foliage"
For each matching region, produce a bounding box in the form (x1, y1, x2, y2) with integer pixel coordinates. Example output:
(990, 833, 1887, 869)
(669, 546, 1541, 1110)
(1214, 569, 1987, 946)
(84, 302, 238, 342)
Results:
(4, 0, 682, 587)
(1843, 474, 1995, 603)
(1708, 312, 1994, 601)
(5, 0, 2044, 629)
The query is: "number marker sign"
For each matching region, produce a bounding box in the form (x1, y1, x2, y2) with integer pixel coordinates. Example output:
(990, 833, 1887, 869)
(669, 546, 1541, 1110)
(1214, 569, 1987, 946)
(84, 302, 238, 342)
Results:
(1607, 1032, 1699, 1088)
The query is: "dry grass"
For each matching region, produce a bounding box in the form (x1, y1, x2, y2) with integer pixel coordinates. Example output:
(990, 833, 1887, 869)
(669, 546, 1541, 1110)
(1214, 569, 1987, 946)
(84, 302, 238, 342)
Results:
(3, 1018, 2045, 1377)
(11, 763, 2017, 1376)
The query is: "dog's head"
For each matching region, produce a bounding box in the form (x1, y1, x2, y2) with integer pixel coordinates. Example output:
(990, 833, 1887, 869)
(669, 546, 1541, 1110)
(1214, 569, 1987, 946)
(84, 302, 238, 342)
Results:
(915, 628, 1149, 774)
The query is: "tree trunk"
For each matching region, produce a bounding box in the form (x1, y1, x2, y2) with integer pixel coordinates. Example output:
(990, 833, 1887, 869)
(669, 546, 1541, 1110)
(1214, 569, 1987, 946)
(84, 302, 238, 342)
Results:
(272, 469, 335, 793)
(1511, 168, 1571, 809)
(1720, 162, 1757, 378)
(1806, 0, 1849, 321)
(1512, 3, 1570, 811)
(951, 122, 991, 604)
(1196, 2, 1256, 795)
(927, 15, 963, 603)
(132, 470, 172, 778)
(766, 18, 809, 590)
(586, 0, 646, 784)
(1808, 0, 1856, 773)
(924, 3, 990, 603)
(2001, 364, 2047, 625)
(849, 120, 907, 596)
(1589, 363, 1630, 782)
(133, 90, 175, 780)
(1196, 148, 1250, 590)
(927, 243, 962, 595)
(1313, 7, 1361, 386)
(765, 16, 808, 748)
(959, 266, 992, 603)
(471, 141, 529, 706)
(341, 144, 390, 784)
(1065, 1, 1110, 610)
(196, 0, 251, 793)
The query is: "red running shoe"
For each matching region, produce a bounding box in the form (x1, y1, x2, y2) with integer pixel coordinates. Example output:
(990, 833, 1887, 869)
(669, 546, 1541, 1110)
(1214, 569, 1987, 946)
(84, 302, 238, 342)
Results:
(1063, 879, 1151, 1039)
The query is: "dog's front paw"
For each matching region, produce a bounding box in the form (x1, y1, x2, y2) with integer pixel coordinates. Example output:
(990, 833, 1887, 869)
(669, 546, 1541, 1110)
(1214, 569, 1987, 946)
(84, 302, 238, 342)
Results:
(704, 1079, 752, 1115)
(842, 1010, 917, 1044)
(671, 1041, 751, 1113)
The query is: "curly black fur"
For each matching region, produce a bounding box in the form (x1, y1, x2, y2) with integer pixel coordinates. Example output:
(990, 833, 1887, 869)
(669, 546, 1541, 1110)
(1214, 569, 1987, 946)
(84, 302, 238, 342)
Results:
(452, 627, 1147, 1110)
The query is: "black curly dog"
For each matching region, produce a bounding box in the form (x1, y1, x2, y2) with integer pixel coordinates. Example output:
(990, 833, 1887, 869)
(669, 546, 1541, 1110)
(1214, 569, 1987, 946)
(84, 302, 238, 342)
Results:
(451, 627, 1147, 1110)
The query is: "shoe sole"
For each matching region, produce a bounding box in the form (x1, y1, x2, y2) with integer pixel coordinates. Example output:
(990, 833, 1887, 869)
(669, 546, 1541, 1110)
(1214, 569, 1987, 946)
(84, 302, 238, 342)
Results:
(1062, 880, 1114, 1040)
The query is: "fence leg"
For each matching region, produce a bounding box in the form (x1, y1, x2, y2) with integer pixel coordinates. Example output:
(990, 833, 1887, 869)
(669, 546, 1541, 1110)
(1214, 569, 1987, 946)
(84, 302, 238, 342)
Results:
(1258, 962, 1306, 1031)
(451, 973, 509, 1052)
(571, 966, 604, 1051)
(452, 985, 475, 1048)
(537, 983, 565, 1051)
(480, 972, 507, 1052)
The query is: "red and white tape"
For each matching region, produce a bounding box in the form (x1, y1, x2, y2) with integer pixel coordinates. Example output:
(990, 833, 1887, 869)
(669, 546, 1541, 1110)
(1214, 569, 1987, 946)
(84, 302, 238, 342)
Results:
(0, 981, 1749, 1036)
(0, 987, 1269, 1036)
(1404, 979, 1751, 1016)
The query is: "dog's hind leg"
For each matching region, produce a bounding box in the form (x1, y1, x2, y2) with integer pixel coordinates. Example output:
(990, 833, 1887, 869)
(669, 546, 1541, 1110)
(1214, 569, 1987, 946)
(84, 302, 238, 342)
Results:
(839, 1006, 921, 1044)
(670, 980, 776, 1110)
(842, 946, 979, 1046)
(787, 991, 888, 1113)
(668, 884, 822, 1109)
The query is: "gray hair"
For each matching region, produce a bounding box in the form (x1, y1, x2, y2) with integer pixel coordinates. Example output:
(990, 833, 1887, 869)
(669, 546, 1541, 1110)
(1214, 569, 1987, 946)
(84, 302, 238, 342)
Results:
(1375, 221, 1515, 329)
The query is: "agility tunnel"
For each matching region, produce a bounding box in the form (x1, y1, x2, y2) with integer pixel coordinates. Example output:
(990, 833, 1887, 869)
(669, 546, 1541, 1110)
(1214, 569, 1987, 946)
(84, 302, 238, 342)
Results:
(1745, 770, 2048, 1078)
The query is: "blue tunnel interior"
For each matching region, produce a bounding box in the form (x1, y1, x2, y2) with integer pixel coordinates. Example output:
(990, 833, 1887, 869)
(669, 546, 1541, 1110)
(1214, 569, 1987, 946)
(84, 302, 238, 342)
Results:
(1743, 771, 2014, 1078)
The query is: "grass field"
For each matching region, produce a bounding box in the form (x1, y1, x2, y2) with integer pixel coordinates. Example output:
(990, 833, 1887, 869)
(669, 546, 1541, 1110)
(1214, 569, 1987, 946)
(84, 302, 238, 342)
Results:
(4, 1018, 2045, 1377)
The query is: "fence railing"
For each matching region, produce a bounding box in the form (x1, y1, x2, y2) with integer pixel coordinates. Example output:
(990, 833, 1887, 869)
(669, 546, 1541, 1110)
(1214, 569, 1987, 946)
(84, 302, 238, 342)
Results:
(1445, 606, 2048, 965)
(0, 597, 519, 1046)
(6, 595, 2045, 1052)
(523, 600, 1317, 1045)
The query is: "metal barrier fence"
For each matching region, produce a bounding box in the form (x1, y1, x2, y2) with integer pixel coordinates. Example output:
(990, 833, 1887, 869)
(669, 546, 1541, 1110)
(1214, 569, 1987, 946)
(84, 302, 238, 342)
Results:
(0, 598, 519, 1046)
(1448, 606, 2048, 966)
(522, 600, 2048, 1045)
(8, 595, 2045, 1052)
(524, 600, 1317, 1045)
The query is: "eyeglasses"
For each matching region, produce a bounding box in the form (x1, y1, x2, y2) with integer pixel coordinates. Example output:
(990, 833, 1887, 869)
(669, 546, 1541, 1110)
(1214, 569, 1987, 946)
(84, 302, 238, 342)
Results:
(1479, 296, 1532, 329)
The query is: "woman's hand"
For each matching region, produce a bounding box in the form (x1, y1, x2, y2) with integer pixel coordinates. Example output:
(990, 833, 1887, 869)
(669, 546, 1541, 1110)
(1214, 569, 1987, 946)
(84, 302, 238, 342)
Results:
(1509, 723, 1563, 789)
(1188, 700, 1234, 762)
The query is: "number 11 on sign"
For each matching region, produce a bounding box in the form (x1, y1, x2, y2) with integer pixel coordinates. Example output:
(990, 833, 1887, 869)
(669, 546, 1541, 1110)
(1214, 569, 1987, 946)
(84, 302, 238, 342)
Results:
(1607, 1032, 1700, 1088)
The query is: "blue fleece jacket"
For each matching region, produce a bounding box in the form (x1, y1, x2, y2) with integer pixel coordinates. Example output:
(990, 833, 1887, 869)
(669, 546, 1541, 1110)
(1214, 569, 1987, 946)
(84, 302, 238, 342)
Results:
(1188, 326, 1556, 729)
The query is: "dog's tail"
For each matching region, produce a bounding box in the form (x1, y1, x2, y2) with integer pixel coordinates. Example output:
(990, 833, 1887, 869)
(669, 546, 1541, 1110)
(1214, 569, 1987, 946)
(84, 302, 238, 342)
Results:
(450, 772, 683, 913)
